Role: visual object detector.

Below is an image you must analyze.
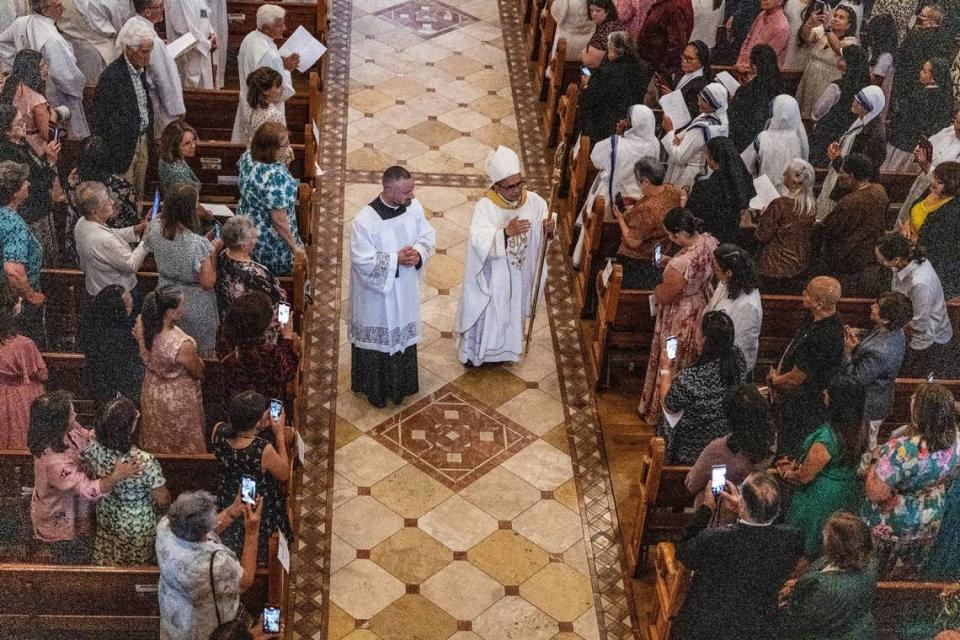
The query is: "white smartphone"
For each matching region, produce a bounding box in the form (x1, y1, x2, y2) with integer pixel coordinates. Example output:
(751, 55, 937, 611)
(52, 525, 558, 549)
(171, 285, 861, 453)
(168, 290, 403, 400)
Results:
(277, 302, 291, 326)
(241, 475, 257, 505)
(711, 464, 727, 495)
(580, 66, 591, 77)
(150, 189, 160, 220)
(263, 606, 281, 633)
(270, 399, 283, 421)
(653, 243, 662, 266)
(665, 335, 678, 360)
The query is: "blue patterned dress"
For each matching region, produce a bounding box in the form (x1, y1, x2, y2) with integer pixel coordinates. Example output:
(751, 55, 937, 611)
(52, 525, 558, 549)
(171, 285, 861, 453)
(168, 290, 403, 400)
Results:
(0, 205, 43, 290)
(236, 151, 302, 276)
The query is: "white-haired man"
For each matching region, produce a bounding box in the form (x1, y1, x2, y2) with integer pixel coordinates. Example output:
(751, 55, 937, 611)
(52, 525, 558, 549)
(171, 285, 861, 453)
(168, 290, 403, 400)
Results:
(126, 0, 185, 133)
(0, 0, 90, 139)
(231, 4, 298, 143)
(57, 0, 131, 86)
(455, 146, 556, 365)
(92, 20, 155, 200)
(163, 0, 218, 89)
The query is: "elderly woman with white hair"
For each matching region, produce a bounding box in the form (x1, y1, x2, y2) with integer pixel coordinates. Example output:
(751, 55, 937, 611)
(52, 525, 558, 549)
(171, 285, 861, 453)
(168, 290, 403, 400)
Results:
(156, 490, 262, 640)
(663, 82, 729, 190)
(231, 4, 297, 143)
(216, 215, 286, 319)
(741, 94, 809, 194)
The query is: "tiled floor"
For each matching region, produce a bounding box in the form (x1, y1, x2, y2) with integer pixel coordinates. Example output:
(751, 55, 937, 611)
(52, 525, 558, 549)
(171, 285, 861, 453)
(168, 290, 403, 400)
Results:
(288, 0, 639, 638)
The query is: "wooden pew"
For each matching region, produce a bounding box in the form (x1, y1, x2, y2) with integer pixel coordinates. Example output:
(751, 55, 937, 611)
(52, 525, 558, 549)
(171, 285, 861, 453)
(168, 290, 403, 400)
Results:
(647, 540, 952, 640)
(813, 168, 918, 206)
(625, 437, 695, 577)
(559, 135, 591, 251)
(524, 0, 548, 61)
(533, 7, 557, 95)
(573, 195, 620, 315)
(183, 90, 310, 145)
(553, 83, 579, 153)
(225, 0, 329, 50)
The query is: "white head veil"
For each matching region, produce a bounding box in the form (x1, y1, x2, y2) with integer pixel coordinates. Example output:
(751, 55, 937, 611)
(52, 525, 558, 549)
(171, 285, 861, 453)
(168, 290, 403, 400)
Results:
(853, 85, 886, 127)
(767, 94, 809, 160)
(485, 146, 522, 184)
(624, 105, 657, 144)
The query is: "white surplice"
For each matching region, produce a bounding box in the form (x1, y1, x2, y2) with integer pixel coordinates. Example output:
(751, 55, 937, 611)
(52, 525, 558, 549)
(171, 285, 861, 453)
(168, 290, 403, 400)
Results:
(208, 0, 227, 88)
(231, 29, 295, 143)
(163, 0, 216, 89)
(348, 199, 436, 354)
(0, 0, 28, 36)
(0, 14, 90, 138)
(58, 0, 128, 86)
(127, 15, 185, 133)
(456, 192, 551, 365)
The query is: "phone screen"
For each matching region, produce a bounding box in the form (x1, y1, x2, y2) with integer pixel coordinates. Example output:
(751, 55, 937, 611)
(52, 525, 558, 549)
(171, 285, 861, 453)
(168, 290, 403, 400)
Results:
(665, 335, 678, 360)
(150, 189, 160, 220)
(214, 222, 222, 240)
(53, 128, 61, 143)
(263, 606, 281, 633)
(580, 66, 591, 77)
(711, 465, 727, 494)
(241, 476, 257, 505)
(270, 399, 283, 421)
(614, 192, 625, 211)
(653, 243, 662, 266)
(277, 302, 291, 326)
(928, 372, 935, 383)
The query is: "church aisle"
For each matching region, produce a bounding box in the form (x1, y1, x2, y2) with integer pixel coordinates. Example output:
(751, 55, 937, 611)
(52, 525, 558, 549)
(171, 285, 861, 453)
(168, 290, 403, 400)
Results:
(289, 1, 638, 638)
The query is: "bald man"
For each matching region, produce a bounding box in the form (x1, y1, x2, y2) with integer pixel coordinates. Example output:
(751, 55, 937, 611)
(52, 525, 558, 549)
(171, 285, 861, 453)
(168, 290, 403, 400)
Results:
(767, 276, 845, 457)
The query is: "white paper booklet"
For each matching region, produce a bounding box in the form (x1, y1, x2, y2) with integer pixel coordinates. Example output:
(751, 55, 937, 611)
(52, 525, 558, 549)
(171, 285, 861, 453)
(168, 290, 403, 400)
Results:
(658, 89, 692, 130)
(167, 32, 198, 59)
(279, 26, 328, 73)
(749, 174, 781, 211)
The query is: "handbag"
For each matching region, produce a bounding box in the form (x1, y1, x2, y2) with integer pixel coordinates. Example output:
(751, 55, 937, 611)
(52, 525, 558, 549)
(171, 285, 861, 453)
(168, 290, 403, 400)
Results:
(209, 549, 252, 627)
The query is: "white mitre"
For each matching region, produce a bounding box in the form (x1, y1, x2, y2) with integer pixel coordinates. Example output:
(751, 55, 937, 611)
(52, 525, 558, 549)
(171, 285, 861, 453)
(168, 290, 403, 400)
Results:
(485, 145, 521, 184)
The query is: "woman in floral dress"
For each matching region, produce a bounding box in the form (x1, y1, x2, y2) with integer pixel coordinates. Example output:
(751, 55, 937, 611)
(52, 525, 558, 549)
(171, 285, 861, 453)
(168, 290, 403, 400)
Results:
(136, 286, 207, 453)
(216, 215, 285, 320)
(638, 207, 718, 423)
(82, 396, 170, 565)
(237, 122, 303, 277)
(862, 382, 960, 578)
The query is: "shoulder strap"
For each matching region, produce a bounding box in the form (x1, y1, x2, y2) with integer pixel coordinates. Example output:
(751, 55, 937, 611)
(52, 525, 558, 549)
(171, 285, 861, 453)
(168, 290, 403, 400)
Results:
(608, 134, 618, 201)
(209, 550, 222, 625)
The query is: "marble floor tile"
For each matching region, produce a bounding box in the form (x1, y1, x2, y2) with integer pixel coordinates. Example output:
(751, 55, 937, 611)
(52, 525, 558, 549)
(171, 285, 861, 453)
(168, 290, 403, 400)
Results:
(562, 540, 591, 577)
(370, 527, 453, 584)
(330, 534, 357, 574)
(519, 563, 593, 622)
(459, 465, 540, 521)
(371, 464, 454, 518)
(350, 61, 397, 87)
(332, 471, 359, 509)
(334, 436, 407, 486)
(405, 120, 462, 147)
(467, 529, 550, 585)
(375, 133, 430, 161)
(418, 337, 468, 382)
(440, 136, 495, 164)
(405, 93, 460, 117)
(433, 53, 487, 78)
(496, 389, 564, 437)
(426, 216, 467, 250)
(420, 293, 460, 334)
(368, 595, 458, 640)
(327, 604, 357, 640)
(375, 104, 430, 130)
(333, 495, 405, 550)
(541, 423, 571, 455)
(419, 494, 498, 551)
(329, 559, 406, 620)
(424, 255, 465, 291)
(472, 596, 559, 640)
(420, 561, 505, 620)
(511, 500, 583, 554)
(436, 106, 491, 132)
(500, 440, 574, 491)
(450, 367, 527, 408)
(504, 343, 560, 382)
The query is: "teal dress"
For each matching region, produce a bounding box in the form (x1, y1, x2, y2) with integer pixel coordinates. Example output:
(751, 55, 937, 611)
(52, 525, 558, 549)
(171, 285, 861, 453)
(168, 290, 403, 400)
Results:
(236, 151, 302, 276)
(778, 557, 878, 640)
(786, 423, 861, 557)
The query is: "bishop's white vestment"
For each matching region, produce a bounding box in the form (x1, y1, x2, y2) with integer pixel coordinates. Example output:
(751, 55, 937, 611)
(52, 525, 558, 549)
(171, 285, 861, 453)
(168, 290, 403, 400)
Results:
(231, 29, 294, 143)
(348, 197, 435, 407)
(456, 191, 550, 365)
(163, 0, 216, 89)
(0, 14, 90, 138)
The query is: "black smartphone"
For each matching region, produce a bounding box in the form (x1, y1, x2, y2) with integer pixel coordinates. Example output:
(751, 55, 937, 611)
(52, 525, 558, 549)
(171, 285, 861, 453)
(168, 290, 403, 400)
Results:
(614, 192, 625, 211)
(263, 606, 281, 633)
(241, 475, 257, 505)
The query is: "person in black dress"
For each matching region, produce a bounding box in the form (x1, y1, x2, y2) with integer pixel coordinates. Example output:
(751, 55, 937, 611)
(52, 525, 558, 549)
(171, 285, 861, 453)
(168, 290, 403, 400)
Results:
(727, 44, 783, 152)
(79, 285, 144, 405)
(578, 30, 651, 144)
(211, 391, 293, 565)
(685, 137, 756, 245)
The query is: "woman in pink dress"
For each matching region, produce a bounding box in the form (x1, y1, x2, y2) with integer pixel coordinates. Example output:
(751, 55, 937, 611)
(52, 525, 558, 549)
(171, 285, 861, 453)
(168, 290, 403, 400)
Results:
(638, 207, 718, 422)
(136, 286, 207, 453)
(0, 50, 54, 157)
(0, 279, 46, 448)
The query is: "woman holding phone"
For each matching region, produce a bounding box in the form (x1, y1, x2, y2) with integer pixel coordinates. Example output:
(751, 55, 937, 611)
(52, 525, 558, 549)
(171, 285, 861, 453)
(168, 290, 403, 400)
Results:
(211, 390, 293, 564)
(216, 215, 286, 320)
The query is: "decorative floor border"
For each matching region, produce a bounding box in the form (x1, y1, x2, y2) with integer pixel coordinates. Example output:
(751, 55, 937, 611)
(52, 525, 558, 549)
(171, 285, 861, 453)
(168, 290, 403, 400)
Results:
(289, 0, 639, 636)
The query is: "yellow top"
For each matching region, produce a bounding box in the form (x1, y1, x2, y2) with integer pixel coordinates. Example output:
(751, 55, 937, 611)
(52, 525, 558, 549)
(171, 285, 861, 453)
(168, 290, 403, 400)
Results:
(911, 196, 953, 234)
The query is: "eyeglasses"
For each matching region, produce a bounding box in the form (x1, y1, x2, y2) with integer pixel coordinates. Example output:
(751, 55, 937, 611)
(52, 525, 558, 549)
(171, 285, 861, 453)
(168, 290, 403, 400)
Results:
(498, 178, 525, 190)
(681, 54, 700, 62)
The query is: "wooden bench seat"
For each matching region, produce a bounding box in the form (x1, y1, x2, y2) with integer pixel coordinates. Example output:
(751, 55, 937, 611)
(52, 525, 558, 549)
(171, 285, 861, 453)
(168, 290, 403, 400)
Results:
(225, 0, 329, 50)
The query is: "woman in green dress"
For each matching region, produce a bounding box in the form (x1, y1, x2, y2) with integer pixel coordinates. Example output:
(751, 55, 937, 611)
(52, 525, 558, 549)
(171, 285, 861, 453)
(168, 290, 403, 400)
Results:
(778, 511, 878, 640)
(82, 396, 171, 565)
(776, 374, 866, 557)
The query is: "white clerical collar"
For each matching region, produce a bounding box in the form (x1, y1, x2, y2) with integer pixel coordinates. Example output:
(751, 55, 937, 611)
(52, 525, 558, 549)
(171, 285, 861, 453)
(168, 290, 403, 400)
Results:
(737, 518, 775, 527)
(675, 68, 703, 91)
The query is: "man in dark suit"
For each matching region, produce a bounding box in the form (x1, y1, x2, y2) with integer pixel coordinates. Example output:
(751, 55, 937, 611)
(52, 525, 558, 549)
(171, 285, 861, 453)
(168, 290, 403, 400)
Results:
(91, 19, 155, 201)
(673, 472, 803, 640)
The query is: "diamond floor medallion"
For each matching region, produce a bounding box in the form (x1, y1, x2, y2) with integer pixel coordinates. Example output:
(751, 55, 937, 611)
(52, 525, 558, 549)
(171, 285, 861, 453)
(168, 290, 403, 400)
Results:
(374, 0, 479, 39)
(369, 383, 537, 491)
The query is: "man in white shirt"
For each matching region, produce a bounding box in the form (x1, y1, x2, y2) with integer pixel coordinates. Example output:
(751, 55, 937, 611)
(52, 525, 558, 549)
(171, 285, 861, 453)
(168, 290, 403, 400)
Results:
(73, 181, 150, 296)
(127, 0, 185, 134)
(0, 0, 90, 139)
(57, 0, 130, 86)
(163, 0, 217, 89)
(231, 4, 298, 143)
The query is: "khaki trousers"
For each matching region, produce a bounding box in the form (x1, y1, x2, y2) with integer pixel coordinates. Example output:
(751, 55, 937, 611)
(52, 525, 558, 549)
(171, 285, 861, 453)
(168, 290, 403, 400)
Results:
(124, 132, 149, 203)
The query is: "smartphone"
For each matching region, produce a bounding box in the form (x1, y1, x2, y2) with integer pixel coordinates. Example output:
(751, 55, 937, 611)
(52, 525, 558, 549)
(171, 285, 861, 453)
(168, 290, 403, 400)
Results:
(277, 301, 291, 326)
(653, 243, 662, 267)
(580, 66, 591, 77)
(52, 127, 61, 143)
(928, 372, 935, 383)
(614, 191, 625, 211)
(150, 189, 160, 220)
(270, 398, 283, 421)
(665, 335, 678, 360)
(263, 606, 281, 634)
(214, 221, 222, 240)
(241, 475, 257, 505)
(711, 464, 727, 495)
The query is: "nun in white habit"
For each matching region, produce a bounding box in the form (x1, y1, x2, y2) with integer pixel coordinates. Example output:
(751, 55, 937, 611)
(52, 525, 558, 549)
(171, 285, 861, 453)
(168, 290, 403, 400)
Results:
(741, 94, 809, 194)
(573, 104, 660, 267)
(815, 85, 885, 221)
(456, 146, 555, 366)
(663, 82, 729, 190)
